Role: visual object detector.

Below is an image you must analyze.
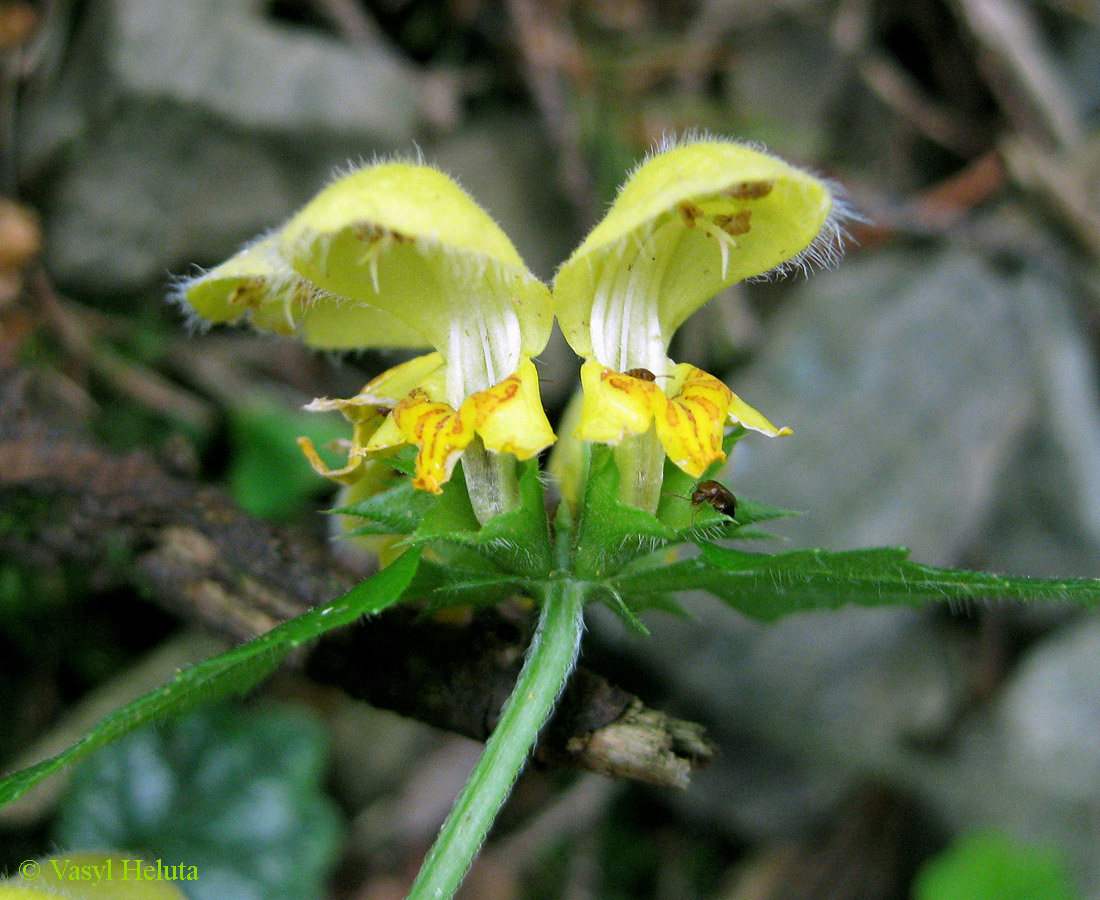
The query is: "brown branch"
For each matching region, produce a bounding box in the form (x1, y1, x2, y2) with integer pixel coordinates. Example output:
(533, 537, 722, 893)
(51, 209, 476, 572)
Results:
(0, 371, 713, 788)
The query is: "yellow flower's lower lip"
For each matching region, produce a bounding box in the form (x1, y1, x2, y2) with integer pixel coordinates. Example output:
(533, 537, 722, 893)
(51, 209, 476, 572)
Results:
(653, 366, 734, 477)
(390, 389, 476, 494)
(574, 359, 790, 478)
(302, 357, 556, 496)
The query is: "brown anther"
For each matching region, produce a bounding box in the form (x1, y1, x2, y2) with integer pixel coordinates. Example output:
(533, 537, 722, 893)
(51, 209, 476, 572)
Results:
(677, 201, 704, 227)
(227, 281, 263, 308)
(724, 180, 774, 200)
(351, 222, 386, 242)
(714, 210, 752, 237)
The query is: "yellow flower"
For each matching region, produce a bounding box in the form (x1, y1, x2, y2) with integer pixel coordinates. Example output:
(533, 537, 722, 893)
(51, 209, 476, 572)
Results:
(178, 161, 557, 523)
(553, 136, 843, 510)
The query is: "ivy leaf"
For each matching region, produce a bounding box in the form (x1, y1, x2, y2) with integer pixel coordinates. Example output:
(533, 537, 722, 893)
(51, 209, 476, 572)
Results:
(0, 549, 422, 812)
(54, 704, 342, 900)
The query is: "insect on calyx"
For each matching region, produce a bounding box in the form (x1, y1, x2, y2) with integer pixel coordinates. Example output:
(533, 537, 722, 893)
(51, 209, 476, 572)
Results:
(691, 479, 737, 519)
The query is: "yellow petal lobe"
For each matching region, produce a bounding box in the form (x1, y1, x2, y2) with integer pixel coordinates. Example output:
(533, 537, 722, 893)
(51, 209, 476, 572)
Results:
(469, 358, 556, 460)
(279, 163, 553, 361)
(178, 234, 429, 349)
(728, 393, 793, 437)
(553, 138, 837, 363)
(573, 360, 792, 478)
(653, 365, 734, 477)
(301, 358, 443, 484)
(297, 435, 364, 485)
(312, 352, 446, 410)
(574, 359, 663, 444)
(391, 389, 477, 494)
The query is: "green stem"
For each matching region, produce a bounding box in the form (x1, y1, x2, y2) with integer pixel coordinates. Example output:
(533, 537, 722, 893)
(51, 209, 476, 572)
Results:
(406, 577, 587, 900)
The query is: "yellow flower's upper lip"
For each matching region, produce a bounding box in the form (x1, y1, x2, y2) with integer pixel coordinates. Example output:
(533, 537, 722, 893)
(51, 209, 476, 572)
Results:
(552, 139, 837, 366)
(179, 233, 429, 349)
(278, 163, 553, 367)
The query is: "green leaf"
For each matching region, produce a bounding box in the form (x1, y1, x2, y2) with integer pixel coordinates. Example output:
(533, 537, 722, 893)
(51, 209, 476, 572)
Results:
(54, 704, 342, 900)
(411, 460, 554, 579)
(913, 831, 1078, 900)
(413, 462, 483, 541)
(667, 494, 799, 547)
(381, 445, 418, 476)
(609, 546, 1100, 621)
(339, 478, 435, 535)
(566, 432, 795, 580)
(409, 559, 529, 608)
(473, 460, 553, 574)
(655, 427, 748, 527)
(599, 589, 651, 637)
(609, 557, 721, 600)
(573, 445, 673, 579)
(701, 545, 1100, 616)
(0, 549, 422, 811)
(655, 429, 797, 545)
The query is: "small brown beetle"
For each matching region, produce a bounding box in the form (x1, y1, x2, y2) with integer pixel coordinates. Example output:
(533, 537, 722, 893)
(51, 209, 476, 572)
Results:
(690, 479, 737, 519)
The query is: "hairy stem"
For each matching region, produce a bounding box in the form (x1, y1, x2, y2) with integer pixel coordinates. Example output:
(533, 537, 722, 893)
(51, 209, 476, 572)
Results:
(406, 577, 587, 900)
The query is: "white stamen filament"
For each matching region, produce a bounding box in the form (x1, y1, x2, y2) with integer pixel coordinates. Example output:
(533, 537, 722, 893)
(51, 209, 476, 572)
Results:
(693, 218, 738, 280)
(442, 286, 524, 525)
(282, 290, 296, 330)
(356, 231, 392, 294)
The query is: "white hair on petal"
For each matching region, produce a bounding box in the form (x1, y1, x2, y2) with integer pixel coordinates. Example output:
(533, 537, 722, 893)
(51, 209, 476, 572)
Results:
(167, 227, 282, 320)
(750, 178, 864, 282)
(553, 132, 862, 288)
(651, 132, 864, 280)
(166, 267, 216, 334)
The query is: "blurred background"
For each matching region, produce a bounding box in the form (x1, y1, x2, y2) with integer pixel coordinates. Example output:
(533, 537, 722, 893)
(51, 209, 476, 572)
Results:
(1, 0, 1100, 898)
